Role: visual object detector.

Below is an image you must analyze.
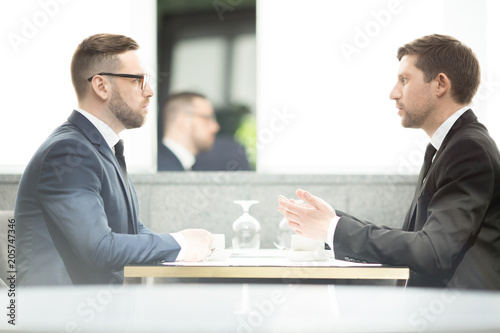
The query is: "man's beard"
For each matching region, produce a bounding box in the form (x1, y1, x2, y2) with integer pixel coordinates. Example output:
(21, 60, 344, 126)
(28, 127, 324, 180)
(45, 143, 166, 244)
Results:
(109, 90, 145, 129)
(192, 130, 216, 154)
(400, 101, 433, 129)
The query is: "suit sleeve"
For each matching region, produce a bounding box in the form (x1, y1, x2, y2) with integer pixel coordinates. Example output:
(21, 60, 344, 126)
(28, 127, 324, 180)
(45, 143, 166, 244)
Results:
(138, 221, 155, 235)
(334, 138, 494, 274)
(37, 139, 180, 272)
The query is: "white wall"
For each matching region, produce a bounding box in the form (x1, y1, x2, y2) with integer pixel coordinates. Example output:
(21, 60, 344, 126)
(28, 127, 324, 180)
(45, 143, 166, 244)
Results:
(257, 0, 500, 174)
(2, 0, 500, 175)
(0, 0, 157, 173)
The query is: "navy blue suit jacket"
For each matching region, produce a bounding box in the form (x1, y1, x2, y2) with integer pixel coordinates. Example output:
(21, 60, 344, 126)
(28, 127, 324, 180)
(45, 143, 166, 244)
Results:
(15, 111, 180, 285)
(157, 144, 185, 171)
(158, 136, 251, 171)
(193, 134, 251, 171)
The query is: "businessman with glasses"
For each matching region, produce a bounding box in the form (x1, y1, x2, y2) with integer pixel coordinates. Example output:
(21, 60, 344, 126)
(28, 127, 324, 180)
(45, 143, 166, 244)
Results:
(15, 33, 214, 286)
(88, 72, 151, 90)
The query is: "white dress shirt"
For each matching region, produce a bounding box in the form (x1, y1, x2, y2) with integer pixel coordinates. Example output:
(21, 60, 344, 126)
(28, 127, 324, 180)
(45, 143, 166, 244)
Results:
(162, 138, 196, 170)
(326, 105, 471, 258)
(76, 107, 119, 151)
(75, 108, 187, 260)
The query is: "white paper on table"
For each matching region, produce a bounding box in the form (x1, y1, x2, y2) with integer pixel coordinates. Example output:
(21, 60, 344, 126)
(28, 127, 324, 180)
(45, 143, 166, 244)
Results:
(162, 249, 382, 267)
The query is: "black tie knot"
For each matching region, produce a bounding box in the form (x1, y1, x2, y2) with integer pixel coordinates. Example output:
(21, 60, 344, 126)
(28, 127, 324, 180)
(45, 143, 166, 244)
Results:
(424, 143, 437, 163)
(420, 143, 437, 185)
(115, 140, 124, 157)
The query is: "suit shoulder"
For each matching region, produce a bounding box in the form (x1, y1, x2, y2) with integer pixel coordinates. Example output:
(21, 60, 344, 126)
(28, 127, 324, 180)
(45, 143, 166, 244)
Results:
(440, 123, 500, 175)
(29, 122, 102, 171)
(36, 123, 92, 154)
(451, 121, 499, 151)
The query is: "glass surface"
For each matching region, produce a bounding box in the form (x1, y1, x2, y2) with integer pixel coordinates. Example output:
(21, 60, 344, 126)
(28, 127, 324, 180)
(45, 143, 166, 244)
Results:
(277, 199, 303, 248)
(232, 200, 260, 250)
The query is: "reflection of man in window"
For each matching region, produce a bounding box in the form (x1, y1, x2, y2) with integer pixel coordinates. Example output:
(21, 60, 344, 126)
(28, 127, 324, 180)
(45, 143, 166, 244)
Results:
(158, 92, 220, 171)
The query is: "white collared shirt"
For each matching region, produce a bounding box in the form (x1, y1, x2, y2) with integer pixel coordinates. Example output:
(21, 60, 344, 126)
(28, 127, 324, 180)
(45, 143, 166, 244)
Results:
(162, 138, 196, 170)
(75, 108, 120, 152)
(430, 105, 470, 151)
(326, 105, 471, 258)
(75, 108, 187, 260)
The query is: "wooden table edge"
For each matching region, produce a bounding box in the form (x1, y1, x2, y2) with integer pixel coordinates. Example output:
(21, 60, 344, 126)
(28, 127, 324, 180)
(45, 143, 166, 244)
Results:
(124, 265, 410, 280)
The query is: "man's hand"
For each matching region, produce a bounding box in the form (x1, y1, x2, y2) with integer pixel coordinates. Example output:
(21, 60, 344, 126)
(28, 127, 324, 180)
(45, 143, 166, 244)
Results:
(278, 189, 336, 241)
(178, 229, 214, 262)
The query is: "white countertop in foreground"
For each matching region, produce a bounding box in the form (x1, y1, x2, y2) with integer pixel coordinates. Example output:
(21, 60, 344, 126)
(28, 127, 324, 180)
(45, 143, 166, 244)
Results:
(5, 284, 500, 332)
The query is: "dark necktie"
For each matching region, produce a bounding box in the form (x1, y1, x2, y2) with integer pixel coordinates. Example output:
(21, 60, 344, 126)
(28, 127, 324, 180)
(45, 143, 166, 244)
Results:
(114, 140, 130, 195)
(405, 143, 437, 231)
(418, 143, 437, 185)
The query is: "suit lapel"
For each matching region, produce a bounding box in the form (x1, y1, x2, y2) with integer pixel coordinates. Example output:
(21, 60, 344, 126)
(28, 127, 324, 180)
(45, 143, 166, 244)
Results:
(67, 110, 138, 234)
(403, 109, 478, 231)
(431, 109, 477, 164)
(419, 109, 477, 192)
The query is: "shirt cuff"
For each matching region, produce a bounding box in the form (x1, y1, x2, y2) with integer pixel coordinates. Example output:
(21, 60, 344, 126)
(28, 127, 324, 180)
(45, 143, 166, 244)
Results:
(326, 216, 341, 258)
(170, 233, 186, 261)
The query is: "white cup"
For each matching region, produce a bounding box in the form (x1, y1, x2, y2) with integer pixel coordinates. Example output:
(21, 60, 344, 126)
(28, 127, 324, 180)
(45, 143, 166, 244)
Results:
(211, 234, 226, 250)
(290, 235, 324, 251)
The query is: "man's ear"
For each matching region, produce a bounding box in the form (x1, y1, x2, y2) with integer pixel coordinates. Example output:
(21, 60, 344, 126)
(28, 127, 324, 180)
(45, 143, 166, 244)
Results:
(435, 73, 451, 98)
(89, 76, 110, 101)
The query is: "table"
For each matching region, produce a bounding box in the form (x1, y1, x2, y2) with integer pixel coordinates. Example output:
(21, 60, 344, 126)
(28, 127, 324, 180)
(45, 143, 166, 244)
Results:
(124, 249, 410, 286)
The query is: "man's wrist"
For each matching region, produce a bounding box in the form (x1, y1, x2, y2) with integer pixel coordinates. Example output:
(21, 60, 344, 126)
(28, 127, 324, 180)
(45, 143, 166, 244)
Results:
(326, 216, 341, 258)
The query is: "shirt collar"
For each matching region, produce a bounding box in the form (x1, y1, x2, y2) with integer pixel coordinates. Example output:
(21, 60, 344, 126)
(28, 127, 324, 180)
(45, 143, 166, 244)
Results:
(430, 105, 470, 151)
(162, 138, 196, 170)
(75, 108, 120, 152)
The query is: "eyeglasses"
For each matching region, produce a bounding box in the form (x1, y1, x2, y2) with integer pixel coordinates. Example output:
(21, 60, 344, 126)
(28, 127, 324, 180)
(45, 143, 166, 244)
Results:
(87, 72, 150, 90)
(184, 111, 217, 122)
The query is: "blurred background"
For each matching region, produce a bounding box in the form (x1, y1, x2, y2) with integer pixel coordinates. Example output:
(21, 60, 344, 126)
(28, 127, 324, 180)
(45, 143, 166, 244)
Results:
(1, 0, 499, 174)
(157, 0, 257, 170)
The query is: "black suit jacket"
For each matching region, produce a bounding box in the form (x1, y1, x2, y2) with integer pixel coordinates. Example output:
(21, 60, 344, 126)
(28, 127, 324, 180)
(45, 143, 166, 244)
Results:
(334, 110, 500, 289)
(158, 143, 185, 171)
(15, 111, 181, 285)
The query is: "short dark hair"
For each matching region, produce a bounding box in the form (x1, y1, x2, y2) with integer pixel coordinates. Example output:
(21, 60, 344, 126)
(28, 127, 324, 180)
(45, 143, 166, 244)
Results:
(397, 34, 480, 105)
(71, 33, 139, 100)
(162, 92, 207, 129)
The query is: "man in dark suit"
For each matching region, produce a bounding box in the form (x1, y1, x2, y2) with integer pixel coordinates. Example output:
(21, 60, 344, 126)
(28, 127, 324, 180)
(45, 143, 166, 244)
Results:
(158, 92, 220, 171)
(15, 34, 214, 286)
(194, 134, 251, 171)
(158, 142, 185, 171)
(278, 34, 500, 290)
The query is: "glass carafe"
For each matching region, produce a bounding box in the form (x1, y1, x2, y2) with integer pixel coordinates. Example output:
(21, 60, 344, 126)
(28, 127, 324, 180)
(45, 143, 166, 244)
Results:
(232, 200, 260, 250)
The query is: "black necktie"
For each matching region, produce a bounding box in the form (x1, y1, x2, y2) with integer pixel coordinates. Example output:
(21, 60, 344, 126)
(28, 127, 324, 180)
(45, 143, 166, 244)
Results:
(405, 143, 437, 231)
(418, 143, 437, 185)
(114, 140, 130, 195)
